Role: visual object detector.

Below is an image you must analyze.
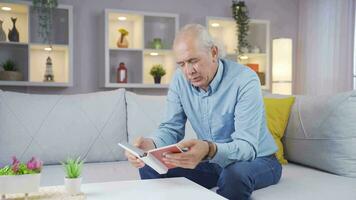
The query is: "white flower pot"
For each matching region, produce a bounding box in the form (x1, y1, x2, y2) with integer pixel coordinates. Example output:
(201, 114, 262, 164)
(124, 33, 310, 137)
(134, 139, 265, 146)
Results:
(0, 174, 40, 196)
(64, 177, 82, 195)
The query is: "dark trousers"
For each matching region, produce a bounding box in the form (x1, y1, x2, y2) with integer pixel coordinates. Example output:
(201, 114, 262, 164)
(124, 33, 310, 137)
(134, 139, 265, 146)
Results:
(139, 155, 282, 200)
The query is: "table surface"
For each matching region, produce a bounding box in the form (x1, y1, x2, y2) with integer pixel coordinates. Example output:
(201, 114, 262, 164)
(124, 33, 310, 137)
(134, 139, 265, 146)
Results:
(81, 177, 226, 200)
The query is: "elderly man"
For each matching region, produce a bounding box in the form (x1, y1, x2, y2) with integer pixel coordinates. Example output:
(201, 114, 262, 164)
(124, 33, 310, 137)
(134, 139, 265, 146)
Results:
(125, 24, 281, 200)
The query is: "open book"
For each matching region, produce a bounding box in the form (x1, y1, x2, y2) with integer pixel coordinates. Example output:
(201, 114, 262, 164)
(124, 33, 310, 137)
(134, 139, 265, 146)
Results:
(118, 142, 186, 174)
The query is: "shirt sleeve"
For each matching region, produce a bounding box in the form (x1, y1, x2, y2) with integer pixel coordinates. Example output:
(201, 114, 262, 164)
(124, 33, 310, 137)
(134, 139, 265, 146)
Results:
(210, 76, 264, 167)
(149, 73, 187, 148)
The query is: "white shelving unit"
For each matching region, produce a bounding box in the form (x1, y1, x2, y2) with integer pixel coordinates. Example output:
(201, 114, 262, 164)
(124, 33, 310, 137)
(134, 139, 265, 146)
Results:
(206, 17, 271, 90)
(102, 9, 179, 88)
(0, 1, 73, 87)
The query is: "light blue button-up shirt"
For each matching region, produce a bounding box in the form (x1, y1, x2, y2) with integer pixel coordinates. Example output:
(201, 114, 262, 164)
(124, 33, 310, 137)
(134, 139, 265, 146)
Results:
(151, 59, 278, 168)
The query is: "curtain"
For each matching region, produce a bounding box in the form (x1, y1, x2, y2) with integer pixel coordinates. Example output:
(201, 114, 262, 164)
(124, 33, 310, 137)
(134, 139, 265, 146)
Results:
(295, 0, 355, 95)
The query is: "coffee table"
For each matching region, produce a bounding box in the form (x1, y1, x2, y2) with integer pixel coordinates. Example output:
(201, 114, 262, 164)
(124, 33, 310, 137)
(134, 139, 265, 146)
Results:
(81, 177, 226, 200)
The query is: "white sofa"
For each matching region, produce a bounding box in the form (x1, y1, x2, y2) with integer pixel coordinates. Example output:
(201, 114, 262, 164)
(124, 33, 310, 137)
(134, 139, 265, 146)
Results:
(0, 89, 355, 200)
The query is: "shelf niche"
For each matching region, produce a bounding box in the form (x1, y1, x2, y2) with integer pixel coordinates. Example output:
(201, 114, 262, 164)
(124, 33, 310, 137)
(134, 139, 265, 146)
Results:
(108, 12, 143, 49)
(0, 2, 29, 43)
(143, 50, 175, 85)
(29, 7, 69, 45)
(144, 16, 176, 50)
(29, 45, 69, 83)
(0, 42, 29, 81)
(109, 49, 143, 84)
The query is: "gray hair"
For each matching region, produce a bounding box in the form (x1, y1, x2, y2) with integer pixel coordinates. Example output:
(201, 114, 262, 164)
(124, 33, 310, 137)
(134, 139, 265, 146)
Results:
(174, 24, 226, 59)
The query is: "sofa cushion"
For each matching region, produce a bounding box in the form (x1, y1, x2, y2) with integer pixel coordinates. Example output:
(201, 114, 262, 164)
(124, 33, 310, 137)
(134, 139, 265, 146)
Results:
(264, 97, 295, 164)
(125, 91, 196, 144)
(252, 163, 356, 200)
(0, 89, 127, 165)
(284, 90, 356, 178)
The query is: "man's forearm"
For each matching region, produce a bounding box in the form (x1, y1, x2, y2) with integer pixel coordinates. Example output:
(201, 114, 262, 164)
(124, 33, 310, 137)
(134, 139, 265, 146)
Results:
(209, 139, 256, 167)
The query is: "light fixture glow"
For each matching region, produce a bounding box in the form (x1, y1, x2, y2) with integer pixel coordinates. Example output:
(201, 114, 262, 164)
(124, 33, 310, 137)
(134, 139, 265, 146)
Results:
(1, 7, 12, 11)
(211, 23, 220, 27)
(272, 38, 293, 95)
(44, 47, 52, 51)
(118, 16, 127, 21)
(150, 52, 159, 56)
(239, 55, 249, 60)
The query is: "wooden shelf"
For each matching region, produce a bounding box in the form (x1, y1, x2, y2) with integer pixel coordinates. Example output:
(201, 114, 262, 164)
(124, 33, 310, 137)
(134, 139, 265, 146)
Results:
(103, 9, 178, 88)
(0, 41, 28, 46)
(207, 17, 271, 90)
(0, 3, 73, 87)
(0, 80, 71, 87)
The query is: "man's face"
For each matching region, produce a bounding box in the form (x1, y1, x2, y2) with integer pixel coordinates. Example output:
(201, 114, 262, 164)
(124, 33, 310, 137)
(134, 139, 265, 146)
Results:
(174, 37, 218, 90)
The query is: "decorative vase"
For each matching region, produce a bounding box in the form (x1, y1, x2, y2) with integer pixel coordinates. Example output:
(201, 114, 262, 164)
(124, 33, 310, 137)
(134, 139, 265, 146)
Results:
(8, 17, 19, 42)
(117, 34, 128, 48)
(0, 20, 6, 42)
(0, 71, 23, 81)
(117, 62, 127, 83)
(151, 38, 163, 49)
(44, 56, 55, 82)
(154, 76, 161, 84)
(64, 177, 82, 195)
(0, 174, 41, 199)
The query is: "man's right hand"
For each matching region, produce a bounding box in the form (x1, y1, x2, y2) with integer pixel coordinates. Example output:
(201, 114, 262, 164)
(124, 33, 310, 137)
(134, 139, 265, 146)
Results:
(124, 137, 155, 168)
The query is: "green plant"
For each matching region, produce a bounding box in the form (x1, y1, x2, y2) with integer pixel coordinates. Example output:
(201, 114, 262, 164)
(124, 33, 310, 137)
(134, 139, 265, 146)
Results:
(232, 0, 250, 54)
(118, 28, 129, 36)
(0, 157, 43, 176)
(62, 157, 84, 179)
(150, 64, 166, 77)
(1, 59, 16, 71)
(32, 0, 58, 45)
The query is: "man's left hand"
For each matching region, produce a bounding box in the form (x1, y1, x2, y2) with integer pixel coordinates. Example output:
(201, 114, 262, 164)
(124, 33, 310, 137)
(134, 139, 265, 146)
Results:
(162, 139, 209, 169)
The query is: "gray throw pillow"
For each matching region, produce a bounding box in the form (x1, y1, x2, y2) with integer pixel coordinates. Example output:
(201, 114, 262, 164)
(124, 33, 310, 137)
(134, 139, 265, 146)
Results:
(284, 90, 356, 178)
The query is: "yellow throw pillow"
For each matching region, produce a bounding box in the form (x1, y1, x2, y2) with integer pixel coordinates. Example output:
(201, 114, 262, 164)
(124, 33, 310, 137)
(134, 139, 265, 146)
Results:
(264, 97, 295, 164)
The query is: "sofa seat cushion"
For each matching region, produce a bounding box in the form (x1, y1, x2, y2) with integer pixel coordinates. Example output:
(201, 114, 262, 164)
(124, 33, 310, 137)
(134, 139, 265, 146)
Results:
(41, 161, 140, 186)
(42, 162, 356, 200)
(252, 163, 356, 200)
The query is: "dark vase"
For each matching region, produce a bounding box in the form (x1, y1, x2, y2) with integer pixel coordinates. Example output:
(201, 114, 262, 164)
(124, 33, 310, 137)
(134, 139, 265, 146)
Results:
(154, 76, 161, 84)
(0, 20, 6, 42)
(8, 17, 19, 42)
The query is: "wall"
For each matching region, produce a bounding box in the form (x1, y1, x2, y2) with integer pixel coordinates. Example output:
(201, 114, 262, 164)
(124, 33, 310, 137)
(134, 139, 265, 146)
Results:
(1, 0, 298, 95)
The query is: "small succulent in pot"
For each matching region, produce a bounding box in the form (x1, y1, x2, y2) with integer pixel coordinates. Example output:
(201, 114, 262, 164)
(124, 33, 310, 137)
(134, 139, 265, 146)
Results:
(62, 157, 84, 179)
(1, 59, 17, 71)
(150, 64, 166, 84)
(62, 157, 85, 195)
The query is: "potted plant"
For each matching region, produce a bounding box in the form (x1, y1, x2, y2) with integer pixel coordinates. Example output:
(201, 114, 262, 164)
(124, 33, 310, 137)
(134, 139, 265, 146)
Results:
(0, 59, 23, 81)
(150, 64, 166, 84)
(0, 157, 43, 199)
(117, 28, 129, 48)
(232, 0, 250, 54)
(62, 157, 84, 195)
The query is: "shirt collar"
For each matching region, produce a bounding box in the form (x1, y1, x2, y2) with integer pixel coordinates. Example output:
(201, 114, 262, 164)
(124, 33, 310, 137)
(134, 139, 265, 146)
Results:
(191, 59, 224, 96)
(209, 59, 224, 94)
